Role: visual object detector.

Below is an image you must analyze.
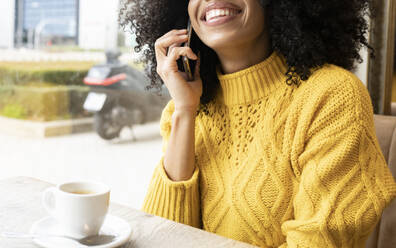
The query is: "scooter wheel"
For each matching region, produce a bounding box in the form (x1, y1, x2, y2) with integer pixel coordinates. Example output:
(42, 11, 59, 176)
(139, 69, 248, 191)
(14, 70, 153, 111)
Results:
(94, 112, 122, 140)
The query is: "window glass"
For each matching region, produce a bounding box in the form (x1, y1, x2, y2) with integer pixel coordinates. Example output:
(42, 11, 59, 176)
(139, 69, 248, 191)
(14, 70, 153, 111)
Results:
(1, 0, 165, 209)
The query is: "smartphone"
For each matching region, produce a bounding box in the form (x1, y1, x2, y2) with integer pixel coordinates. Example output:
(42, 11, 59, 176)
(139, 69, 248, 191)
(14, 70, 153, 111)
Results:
(182, 21, 194, 81)
(177, 19, 197, 81)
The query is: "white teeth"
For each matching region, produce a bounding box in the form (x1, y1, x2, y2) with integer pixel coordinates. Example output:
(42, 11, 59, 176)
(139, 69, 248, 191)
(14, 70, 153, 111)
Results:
(205, 8, 239, 22)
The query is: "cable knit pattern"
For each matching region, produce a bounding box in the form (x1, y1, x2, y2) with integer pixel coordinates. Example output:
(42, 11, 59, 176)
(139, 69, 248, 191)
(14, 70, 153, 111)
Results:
(142, 51, 396, 247)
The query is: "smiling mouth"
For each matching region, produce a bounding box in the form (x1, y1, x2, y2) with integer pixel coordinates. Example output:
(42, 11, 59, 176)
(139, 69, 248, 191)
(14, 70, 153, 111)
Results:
(203, 8, 242, 23)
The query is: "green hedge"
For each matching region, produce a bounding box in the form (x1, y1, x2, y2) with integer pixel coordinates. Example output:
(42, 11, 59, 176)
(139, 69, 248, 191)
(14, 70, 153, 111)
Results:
(0, 62, 95, 86)
(0, 61, 145, 121)
(0, 83, 92, 121)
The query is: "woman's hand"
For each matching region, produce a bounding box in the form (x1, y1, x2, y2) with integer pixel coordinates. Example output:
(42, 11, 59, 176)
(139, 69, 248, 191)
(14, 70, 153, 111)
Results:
(155, 29, 202, 112)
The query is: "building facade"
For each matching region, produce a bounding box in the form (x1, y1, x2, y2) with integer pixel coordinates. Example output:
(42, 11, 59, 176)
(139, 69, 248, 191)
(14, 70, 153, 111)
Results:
(0, 0, 123, 50)
(15, 0, 79, 48)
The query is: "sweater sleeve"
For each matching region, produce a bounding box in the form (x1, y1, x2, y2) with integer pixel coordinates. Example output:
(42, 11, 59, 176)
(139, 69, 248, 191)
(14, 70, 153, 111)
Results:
(279, 74, 396, 248)
(141, 100, 201, 228)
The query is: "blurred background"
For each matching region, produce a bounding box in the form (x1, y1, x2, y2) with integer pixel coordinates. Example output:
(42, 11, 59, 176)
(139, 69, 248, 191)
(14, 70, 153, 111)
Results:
(0, 0, 170, 209)
(0, 0, 394, 209)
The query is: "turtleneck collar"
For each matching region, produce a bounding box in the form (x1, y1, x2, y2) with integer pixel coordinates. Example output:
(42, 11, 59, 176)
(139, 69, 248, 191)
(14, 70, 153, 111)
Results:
(216, 51, 289, 106)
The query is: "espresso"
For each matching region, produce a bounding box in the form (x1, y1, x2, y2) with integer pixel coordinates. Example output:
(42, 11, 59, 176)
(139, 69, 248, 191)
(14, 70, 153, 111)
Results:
(70, 190, 96, 195)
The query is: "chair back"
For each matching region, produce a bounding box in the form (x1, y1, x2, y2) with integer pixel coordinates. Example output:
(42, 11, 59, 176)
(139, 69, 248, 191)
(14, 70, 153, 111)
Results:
(365, 114, 396, 248)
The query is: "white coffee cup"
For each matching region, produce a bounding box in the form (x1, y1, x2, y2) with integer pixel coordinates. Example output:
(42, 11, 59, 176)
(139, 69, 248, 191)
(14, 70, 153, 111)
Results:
(42, 181, 110, 238)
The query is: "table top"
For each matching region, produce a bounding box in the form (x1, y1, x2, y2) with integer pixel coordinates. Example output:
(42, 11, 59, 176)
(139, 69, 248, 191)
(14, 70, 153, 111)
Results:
(0, 177, 256, 248)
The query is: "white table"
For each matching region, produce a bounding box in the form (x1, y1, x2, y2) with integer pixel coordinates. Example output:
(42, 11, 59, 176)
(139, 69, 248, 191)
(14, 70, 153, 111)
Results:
(0, 177, 257, 248)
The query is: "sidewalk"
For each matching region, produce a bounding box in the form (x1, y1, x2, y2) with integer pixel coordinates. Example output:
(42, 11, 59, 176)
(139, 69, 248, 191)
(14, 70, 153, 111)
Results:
(0, 116, 93, 138)
(0, 121, 162, 210)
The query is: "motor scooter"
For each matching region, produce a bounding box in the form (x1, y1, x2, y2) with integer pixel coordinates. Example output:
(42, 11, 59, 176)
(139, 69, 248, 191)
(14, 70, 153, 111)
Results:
(83, 50, 170, 140)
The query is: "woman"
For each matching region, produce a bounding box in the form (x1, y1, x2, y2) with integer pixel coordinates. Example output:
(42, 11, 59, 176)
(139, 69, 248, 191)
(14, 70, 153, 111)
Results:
(120, 0, 396, 247)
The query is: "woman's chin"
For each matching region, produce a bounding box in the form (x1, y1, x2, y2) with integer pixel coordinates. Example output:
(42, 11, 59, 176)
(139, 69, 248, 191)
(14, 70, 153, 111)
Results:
(202, 34, 242, 51)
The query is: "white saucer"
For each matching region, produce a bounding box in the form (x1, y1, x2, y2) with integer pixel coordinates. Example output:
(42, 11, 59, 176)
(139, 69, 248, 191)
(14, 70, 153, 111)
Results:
(29, 214, 132, 248)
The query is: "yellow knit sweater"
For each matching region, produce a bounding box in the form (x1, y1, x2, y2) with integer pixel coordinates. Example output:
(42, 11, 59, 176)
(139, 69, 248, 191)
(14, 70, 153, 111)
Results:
(142, 51, 396, 247)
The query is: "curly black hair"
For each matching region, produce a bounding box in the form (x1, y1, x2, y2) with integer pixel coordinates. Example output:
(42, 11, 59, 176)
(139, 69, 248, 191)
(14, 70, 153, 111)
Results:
(119, 0, 375, 105)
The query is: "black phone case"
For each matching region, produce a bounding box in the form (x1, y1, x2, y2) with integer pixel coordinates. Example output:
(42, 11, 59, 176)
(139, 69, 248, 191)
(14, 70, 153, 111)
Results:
(175, 21, 197, 80)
